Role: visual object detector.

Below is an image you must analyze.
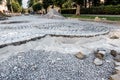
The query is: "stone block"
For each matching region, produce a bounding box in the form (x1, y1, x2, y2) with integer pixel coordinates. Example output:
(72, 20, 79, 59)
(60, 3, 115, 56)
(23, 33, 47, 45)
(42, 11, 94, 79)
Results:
(110, 74, 120, 80)
(75, 52, 86, 60)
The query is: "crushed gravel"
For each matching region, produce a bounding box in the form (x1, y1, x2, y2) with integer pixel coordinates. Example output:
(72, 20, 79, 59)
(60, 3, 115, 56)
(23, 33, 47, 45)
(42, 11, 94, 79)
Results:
(0, 50, 115, 80)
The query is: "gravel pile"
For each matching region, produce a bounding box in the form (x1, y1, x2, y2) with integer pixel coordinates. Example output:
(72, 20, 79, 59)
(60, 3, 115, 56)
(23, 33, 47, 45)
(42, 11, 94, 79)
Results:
(0, 50, 114, 80)
(43, 9, 65, 19)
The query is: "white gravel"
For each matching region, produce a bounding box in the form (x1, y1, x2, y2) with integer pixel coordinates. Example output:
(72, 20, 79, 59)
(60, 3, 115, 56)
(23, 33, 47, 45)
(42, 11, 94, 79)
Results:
(0, 50, 115, 80)
(0, 15, 114, 46)
(0, 15, 120, 80)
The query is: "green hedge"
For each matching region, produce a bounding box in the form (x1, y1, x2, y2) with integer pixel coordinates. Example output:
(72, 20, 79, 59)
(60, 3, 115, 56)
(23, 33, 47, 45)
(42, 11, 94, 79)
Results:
(61, 8, 76, 14)
(61, 5, 120, 14)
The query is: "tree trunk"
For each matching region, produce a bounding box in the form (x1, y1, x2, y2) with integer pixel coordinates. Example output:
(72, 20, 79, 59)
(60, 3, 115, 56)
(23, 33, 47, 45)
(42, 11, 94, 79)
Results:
(10, 0, 13, 13)
(84, 0, 87, 8)
(10, 5, 13, 13)
(76, 4, 80, 15)
(59, 5, 62, 13)
(45, 8, 47, 14)
(88, 0, 91, 8)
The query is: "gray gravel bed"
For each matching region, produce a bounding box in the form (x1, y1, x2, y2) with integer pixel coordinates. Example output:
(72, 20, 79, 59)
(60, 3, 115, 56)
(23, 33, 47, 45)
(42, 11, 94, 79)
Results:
(0, 50, 114, 80)
(0, 15, 120, 47)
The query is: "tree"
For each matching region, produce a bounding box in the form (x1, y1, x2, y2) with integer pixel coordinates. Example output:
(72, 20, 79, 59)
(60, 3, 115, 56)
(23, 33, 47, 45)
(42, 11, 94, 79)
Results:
(7, 0, 13, 12)
(10, 0, 22, 6)
(28, 0, 41, 7)
(11, 1, 22, 12)
(105, 0, 120, 5)
(0, 0, 2, 4)
(28, 0, 36, 7)
(52, 0, 66, 8)
(83, 0, 92, 8)
(83, 0, 87, 8)
(32, 2, 42, 12)
(7, 0, 22, 13)
(72, 0, 84, 15)
(62, 0, 73, 8)
(51, 0, 66, 13)
(88, 0, 93, 8)
(42, 0, 67, 13)
(92, 0, 100, 6)
(42, 0, 53, 13)
(17, 0, 22, 6)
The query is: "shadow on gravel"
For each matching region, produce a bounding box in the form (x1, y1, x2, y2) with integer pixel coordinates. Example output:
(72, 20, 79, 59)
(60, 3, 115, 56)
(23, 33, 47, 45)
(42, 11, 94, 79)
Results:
(0, 21, 29, 24)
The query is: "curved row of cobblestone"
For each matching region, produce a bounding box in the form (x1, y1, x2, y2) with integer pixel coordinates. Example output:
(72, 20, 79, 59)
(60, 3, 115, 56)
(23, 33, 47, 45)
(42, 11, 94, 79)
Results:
(0, 16, 110, 47)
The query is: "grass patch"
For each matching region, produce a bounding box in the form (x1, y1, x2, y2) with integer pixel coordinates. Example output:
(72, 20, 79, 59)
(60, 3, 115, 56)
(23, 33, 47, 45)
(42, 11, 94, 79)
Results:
(63, 14, 120, 21)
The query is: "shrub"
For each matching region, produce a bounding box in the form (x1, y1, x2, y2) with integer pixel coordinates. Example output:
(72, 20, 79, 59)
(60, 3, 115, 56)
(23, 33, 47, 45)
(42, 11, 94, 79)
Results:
(103, 5, 120, 14)
(61, 8, 76, 14)
(12, 2, 22, 13)
(32, 3, 42, 12)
